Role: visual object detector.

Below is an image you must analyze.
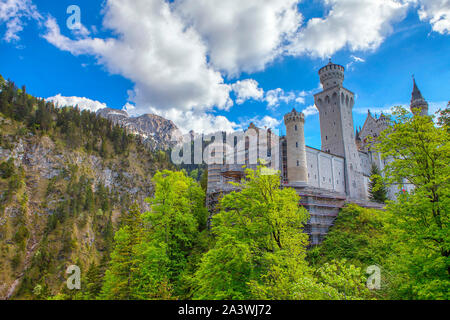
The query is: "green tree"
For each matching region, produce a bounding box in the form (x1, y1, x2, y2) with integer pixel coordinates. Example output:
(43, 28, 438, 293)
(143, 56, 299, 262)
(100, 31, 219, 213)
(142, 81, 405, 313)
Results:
(193, 165, 311, 299)
(100, 205, 143, 300)
(141, 170, 207, 294)
(189, 169, 199, 181)
(437, 102, 449, 132)
(376, 106, 450, 299)
(368, 163, 388, 203)
(200, 168, 208, 191)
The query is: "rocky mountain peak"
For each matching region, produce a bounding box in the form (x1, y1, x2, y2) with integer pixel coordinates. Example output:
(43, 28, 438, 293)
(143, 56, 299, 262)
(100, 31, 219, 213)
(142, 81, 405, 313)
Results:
(96, 108, 181, 150)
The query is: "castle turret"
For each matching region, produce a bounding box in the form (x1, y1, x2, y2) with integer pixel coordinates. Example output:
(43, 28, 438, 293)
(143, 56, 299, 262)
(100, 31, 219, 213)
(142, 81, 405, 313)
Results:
(284, 109, 308, 186)
(319, 59, 345, 90)
(411, 77, 429, 116)
(314, 60, 366, 199)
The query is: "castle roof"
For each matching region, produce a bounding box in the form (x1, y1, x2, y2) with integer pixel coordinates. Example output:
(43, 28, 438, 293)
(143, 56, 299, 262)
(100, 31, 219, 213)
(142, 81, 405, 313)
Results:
(411, 77, 425, 102)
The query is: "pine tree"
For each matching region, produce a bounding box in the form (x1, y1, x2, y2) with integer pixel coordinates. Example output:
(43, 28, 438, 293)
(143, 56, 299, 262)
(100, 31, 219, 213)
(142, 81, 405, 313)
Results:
(368, 163, 388, 203)
(99, 204, 143, 300)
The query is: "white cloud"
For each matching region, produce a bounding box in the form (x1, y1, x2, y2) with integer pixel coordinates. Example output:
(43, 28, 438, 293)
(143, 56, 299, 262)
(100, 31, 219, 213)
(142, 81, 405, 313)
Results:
(346, 54, 366, 69)
(0, 0, 41, 42)
(265, 88, 306, 109)
(46, 94, 108, 113)
(14, 0, 449, 134)
(288, 0, 410, 58)
(231, 79, 264, 104)
(351, 55, 365, 63)
(302, 105, 319, 117)
(175, 0, 303, 76)
(151, 107, 239, 134)
(417, 0, 450, 34)
(354, 101, 447, 115)
(43, 0, 233, 113)
(42, 0, 235, 134)
(252, 115, 282, 130)
(238, 115, 282, 131)
(231, 79, 309, 108)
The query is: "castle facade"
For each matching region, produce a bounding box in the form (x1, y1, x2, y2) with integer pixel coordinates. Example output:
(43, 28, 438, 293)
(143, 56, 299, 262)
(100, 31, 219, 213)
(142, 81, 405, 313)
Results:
(207, 61, 427, 244)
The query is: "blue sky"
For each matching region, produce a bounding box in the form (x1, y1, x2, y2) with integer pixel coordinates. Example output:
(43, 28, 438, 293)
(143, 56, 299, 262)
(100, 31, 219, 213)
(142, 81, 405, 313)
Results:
(0, 0, 449, 149)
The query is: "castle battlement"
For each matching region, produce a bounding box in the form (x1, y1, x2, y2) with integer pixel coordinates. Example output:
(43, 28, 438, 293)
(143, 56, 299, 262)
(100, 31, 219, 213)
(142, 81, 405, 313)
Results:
(284, 108, 305, 124)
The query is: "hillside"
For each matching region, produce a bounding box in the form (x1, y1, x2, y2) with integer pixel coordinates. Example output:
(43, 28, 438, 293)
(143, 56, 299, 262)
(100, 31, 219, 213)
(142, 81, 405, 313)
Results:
(0, 76, 174, 299)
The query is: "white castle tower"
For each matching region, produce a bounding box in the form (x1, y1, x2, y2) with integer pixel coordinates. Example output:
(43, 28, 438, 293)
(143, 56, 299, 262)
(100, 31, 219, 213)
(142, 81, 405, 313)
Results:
(314, 60, 366, 199)
(284, 109, 308, 186)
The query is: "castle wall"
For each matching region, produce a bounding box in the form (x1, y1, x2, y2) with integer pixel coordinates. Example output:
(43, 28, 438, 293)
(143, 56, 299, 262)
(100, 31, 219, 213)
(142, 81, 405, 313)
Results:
(359, 151, 372, 177)
(305, 147, 346, 194)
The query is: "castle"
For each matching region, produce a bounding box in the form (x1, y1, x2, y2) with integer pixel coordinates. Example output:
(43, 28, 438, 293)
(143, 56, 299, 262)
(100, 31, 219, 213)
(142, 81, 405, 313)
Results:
(207, 61, 428, 245)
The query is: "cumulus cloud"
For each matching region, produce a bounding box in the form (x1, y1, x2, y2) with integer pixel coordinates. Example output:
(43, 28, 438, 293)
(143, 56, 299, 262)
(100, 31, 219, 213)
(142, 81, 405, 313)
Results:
(238, 115, 282, 131)
(288, 0, 410, 58)
(43, 0, 233, 112)
(8, 0, 448, 134)
(354, 101, 446, 116)
(231, 79, 264, 104)
(175, 0, 303, 76)
(230, 78, 309, 108)
(42, 0, 236, 134)
(149, 107, 240, 134)
(252, 115, 282, 130)
(265, 88, 307, 109)
(0, 0, 41, 42)
(46, 94, 108, 113)
(302, 105, 319, 117)
(417, 0, 450, 34)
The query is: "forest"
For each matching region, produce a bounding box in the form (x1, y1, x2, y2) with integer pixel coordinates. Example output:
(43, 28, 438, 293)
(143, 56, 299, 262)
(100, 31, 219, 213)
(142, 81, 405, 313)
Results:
(0, 74, 449, 300)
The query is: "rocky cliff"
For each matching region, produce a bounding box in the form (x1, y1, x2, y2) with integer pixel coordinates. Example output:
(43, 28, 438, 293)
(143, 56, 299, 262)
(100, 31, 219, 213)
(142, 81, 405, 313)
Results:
(0, 115, 173, 299)
(97, 108, 181, 150)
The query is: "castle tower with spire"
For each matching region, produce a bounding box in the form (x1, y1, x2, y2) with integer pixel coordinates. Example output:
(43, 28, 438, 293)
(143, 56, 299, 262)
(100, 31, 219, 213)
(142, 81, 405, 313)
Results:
(411, 77, 429, 116)
(314, 60, 366, 199)
(284, 109, 308, 186)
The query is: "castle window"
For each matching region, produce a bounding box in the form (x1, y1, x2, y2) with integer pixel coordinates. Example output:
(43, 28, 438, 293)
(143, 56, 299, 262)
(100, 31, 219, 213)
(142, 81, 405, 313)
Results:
(297, 161, 300, 167)
(295, 125, 298, 131)
(296, 142, 298, 148)
(326, 136, 328, 141)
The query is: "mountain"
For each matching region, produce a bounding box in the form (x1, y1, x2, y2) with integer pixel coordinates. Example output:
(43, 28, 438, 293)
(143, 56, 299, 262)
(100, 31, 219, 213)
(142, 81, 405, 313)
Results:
(96, 108, 181, 151)
(0, 77, 175, 299)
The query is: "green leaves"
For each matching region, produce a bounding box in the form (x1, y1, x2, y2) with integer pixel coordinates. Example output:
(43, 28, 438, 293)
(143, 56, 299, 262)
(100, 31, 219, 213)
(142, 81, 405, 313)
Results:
(368, 163, 388, 203)
(100, 170, 207, 300)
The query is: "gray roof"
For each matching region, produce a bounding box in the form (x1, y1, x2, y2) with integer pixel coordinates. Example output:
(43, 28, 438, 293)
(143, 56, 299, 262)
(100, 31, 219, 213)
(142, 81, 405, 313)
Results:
(412, 78, 424, 101)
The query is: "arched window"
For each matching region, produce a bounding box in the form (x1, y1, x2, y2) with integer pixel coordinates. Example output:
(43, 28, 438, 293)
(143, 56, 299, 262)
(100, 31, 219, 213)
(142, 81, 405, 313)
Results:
(295, 125, 298, 131)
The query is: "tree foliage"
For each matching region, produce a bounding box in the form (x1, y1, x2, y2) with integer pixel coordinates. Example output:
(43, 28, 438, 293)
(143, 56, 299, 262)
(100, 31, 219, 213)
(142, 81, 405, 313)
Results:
(368, 163, 388, 203)
(375, 106, 449, 299)
(99, 171, 207, 300)
(193, 166, 370, 300)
